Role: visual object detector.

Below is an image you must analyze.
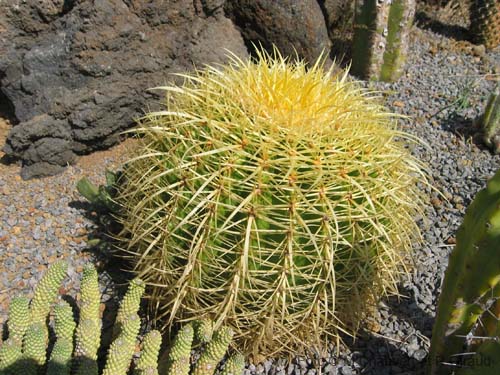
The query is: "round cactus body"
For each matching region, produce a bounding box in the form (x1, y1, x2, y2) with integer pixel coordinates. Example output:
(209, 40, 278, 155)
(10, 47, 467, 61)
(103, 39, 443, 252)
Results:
(116, 49, 429, 356)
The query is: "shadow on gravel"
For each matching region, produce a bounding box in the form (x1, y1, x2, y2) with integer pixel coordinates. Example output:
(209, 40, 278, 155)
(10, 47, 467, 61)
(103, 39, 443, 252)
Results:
(437, 112, 493, 153)
(385, 286, 435, 338)
(348, 333, 427, 375)
(415, 11, 470, 42)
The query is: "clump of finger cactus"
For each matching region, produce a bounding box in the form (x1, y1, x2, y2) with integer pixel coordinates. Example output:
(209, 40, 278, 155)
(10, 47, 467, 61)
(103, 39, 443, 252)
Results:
(428, 169, 500, 374)
(0, 261, 244, 375)
(114, 47, 429, 356)
(469, 0, 500, 50)
(351, 0, 416, 82)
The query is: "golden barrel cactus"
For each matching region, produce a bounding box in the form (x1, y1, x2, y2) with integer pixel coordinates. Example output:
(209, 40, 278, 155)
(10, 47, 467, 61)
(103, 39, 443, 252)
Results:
(116, 49, 429, 357)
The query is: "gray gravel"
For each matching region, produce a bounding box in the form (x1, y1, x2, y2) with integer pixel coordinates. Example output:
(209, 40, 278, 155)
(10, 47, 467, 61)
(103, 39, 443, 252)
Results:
(1, 24, 499, 375)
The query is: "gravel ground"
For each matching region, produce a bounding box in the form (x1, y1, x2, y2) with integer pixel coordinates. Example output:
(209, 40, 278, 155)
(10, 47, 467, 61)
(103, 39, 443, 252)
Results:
(1, 24, 499, 375)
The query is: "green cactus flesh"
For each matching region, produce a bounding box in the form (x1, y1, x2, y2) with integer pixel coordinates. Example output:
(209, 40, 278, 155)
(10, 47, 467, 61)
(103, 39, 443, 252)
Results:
(7, 296, 30, 345)
(74, 318, 101, 361)
(30, 261, 68, 324)
(103, 314, 141, 375)
(456, 341, 500, 375)
(162, 324, 194, 375)
(220, 353, 245, 375)
(54, 301, 76, 341)
(47, 338, 73, 375)
(134, 330, 162, 375)
(79, 263, 101, 324)
(102, 314, 141, 375)
(351, 0, 415, 82)
(23, 323, 48, 368)
(113, 278, 145, 339)
(74, 357, 98, 375)
(193, 327, 234, 375)
(470, 0, 500, 50)
(429, 169, 500, 374)
(481, 84, 500, 154)
(117, 48, 429, 356)
(194, 319, 213, 345)
(0, 339, 23, 372)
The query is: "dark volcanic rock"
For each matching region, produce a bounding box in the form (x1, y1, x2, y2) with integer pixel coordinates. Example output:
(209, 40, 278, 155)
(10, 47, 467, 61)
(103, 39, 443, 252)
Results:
(224, 0, 331, 63)
(0, 0, 248, 178)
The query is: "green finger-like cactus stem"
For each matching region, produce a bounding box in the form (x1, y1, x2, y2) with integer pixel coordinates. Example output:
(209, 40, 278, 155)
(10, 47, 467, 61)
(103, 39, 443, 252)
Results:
(194, 319, 213, 345)
(30, 261, 68, 324)
(162, 324, 194, 375)
(112, 278, 145, 340)
(428, 169, 500, 374)
(54, 301, 76, 341)
(221, 353, 245, 375)
(134, 330, 162, 375)
(23, 323, 48, 368)
(0, 339, 23, 372)
(193, 327, 234, 375)
(102, 313, 141, 375)
(6, 296, 30, 345)
(47, 338, 73, 375)
(79, 263, 101, 324)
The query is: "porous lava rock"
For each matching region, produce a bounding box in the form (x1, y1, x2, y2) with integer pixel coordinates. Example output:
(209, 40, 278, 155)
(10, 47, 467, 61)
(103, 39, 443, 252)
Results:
(0, 0, 340, 178)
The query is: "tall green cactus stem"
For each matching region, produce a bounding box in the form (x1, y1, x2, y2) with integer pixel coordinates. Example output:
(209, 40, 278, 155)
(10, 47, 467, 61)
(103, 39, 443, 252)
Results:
(351, 0, 416, 82)
(133, 330, 162, 375)
(47, 302, 76, 375)
(23, 323, 49, 373)
(78, 263, 101, 324)
(479, 84, 500, 154)
(74, 263, 101, 375)
(112, 278, 145, 340)
(30, 261, 68, 324)
(162, 324, 194, 375)
(47, 338, 73, 375)
(193, 327, 234, 375)
(428, 169, 500, 375)
(221, 354, 245, 375)
(470, 0, 500, 50)
(6, 296, 30, 345)
(102, 313, 141, 375)
(73, 319, 100, 375)
(194, 319, 213, 345)
(0, 339, 23, 373)
(54, 301, 76, 341)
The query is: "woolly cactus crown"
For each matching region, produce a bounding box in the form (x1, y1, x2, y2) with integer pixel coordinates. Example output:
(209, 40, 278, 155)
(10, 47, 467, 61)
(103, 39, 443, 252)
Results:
(117, 48, 428, 356)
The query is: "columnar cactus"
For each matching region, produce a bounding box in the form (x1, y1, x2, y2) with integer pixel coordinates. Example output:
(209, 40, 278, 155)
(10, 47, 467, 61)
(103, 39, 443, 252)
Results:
(47, 301, 76, 375)
(134, 330, 162, 375)
(428, 169, 500, 374)
(74, 263, 101, 375)
(30, 260, 68, 324)
(0, 261, 245, 375)
(193, 327, 234, 375)
(6, 297, 30, 345)
(469, 0, 500, 50)
(351, 0, 416, 82)
(112, 278, 146, 340)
